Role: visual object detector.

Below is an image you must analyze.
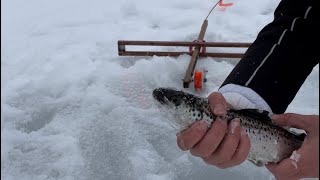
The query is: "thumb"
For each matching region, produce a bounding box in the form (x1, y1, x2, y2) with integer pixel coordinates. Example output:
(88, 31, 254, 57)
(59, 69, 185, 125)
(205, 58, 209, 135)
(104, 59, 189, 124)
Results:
(271, 113, 313, 132)
(208, 92, 228, 116)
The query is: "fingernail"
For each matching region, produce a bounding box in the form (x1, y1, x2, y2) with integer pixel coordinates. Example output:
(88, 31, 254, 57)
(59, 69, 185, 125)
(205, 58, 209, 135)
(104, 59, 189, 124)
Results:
(213, 103, 225, 116)
(270, 114, 280, 124)
(229, 118, 240, 134)
(241, 128, 247, 136)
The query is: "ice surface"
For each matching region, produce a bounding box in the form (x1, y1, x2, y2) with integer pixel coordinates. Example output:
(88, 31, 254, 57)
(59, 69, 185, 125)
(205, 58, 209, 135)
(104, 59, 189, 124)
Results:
(2, 0, 319, 180)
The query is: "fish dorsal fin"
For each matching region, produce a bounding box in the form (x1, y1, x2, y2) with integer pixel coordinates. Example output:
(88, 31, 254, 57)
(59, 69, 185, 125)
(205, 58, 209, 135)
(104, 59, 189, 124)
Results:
(232, 109, 273, 124)
(232, 109, 307, 141)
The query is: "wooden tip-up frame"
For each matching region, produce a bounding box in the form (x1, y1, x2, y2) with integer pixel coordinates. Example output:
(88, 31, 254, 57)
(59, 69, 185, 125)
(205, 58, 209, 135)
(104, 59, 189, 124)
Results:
(117, 20, 252, 89)
(117, 40, 252, 58)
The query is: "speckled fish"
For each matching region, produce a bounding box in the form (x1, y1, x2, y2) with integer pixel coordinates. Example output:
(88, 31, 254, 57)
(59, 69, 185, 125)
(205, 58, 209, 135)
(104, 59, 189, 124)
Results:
(152, 87, 305, 166)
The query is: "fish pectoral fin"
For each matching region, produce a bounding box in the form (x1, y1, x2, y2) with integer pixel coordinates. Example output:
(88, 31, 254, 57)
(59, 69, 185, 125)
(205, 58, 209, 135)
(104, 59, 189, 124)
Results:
(248, 159, 265, 167)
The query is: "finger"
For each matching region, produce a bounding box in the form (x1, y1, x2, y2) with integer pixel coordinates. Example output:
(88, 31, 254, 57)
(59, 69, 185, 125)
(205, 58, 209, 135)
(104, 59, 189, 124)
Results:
(265, 154, 302, 180)
(208, 92, 228, 116)
(271, 113, 315, 132)
(190, 117, 228, 157)
(214, 129, 250, 168)
(177, 120, 209, 151)
(205, 118, 241, 164)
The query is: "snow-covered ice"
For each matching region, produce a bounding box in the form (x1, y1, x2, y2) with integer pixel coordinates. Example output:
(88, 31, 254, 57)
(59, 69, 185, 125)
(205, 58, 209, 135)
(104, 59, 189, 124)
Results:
(2, 0, 319, 180)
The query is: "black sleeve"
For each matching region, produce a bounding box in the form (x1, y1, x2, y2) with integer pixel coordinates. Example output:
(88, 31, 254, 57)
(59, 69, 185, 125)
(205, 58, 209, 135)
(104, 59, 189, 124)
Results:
(220, 0, 320, 114)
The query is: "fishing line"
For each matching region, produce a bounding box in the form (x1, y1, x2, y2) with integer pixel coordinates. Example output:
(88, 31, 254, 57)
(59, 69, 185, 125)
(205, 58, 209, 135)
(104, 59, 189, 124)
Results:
(204, 0, 222, 21)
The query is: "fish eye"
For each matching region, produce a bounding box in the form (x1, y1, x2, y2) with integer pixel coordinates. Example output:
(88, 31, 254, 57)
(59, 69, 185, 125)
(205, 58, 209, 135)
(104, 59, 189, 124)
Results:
(172, 97, 182, 106)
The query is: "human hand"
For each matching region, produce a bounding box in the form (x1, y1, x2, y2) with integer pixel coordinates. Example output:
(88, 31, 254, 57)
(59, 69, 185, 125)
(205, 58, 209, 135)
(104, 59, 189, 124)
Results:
(266, 113, 319, 180)
(176, 92, 251, 168)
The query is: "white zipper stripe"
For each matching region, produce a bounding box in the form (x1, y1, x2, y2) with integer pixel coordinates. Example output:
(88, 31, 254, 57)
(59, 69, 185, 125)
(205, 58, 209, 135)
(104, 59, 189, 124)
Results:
(245, 6, 312, 86)
(304, 7, 312, 19)
(291, 17, 300, 31)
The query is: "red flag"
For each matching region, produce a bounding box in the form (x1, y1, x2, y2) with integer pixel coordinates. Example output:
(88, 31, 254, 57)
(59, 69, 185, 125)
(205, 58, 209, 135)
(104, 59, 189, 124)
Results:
(218, 0, 233, 7)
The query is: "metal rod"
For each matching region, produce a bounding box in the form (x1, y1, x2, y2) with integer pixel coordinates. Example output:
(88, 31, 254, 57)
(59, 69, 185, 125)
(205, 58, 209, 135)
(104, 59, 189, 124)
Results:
(204, 0, 221, 20)
(118, 51, 244, 58)
(118, 40, 251, 47)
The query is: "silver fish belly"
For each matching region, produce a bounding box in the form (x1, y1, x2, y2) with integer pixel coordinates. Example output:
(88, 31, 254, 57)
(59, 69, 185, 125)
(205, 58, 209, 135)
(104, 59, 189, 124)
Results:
(152, 88, 305, 166)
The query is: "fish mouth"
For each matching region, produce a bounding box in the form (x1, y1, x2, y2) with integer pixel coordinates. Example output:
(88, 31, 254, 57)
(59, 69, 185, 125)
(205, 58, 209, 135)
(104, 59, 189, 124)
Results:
(152, 88, 181, 105)
(152, 87, 186, 107)
(152, 88, 166, 104)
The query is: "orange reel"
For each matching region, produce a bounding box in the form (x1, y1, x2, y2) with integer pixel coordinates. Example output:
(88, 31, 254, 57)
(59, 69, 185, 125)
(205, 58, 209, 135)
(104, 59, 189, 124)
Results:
(194, 69, 207, 92)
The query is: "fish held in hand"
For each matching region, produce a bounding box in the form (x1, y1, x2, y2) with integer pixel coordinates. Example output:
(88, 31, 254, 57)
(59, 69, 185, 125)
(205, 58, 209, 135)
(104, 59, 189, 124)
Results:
(152, 87, 306, 166)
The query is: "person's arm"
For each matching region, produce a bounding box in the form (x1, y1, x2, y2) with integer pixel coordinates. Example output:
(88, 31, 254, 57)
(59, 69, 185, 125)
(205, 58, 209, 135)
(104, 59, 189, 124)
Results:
(220, 0, 319, 114)
(176, 0, 319, 178)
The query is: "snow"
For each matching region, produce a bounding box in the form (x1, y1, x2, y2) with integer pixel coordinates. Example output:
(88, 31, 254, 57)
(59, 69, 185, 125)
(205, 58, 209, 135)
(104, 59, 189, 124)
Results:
(1, 0, 318, 180)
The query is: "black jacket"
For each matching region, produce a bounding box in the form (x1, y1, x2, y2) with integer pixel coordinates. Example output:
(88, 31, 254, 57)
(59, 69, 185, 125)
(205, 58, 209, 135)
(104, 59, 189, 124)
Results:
(220, 0, 319, 114)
